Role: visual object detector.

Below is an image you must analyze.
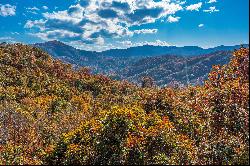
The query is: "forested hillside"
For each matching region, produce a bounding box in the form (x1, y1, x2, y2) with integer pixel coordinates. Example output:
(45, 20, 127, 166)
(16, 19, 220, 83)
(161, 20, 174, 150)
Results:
(34, 41, 247, 86)
(33, 40, 138, 77)
(0, 43, 249, 165)
(119, 51, 232, 86)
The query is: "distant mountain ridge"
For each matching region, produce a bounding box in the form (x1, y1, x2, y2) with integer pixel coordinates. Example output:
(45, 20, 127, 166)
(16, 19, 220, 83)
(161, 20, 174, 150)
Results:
(101, 45, 243, 57)
(33, 40, 249, 86)
(34, 40, 249, 58)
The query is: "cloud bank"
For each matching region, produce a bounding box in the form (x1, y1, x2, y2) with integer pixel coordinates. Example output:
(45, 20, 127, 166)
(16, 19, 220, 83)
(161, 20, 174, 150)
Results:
(24, 0, 185, 45)
(22, 0, 220, 50)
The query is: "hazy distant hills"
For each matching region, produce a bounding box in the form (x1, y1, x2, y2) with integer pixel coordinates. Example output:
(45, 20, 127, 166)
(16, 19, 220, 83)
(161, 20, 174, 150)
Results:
(102, 44, 248, 57)
(33, 40, 248, 86)
(34, 40, 248, 58)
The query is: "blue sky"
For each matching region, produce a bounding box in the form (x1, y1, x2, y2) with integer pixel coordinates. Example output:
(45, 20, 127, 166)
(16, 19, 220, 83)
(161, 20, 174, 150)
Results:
(0, 0, 249, 51)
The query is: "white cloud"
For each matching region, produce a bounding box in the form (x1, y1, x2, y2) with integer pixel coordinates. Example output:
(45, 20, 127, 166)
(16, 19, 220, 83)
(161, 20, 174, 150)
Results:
(26, 6, 40, 14)
(167, 15, 180, 23)
(42, 4, 85, 25)
(198, 24, 204, 27)
(119, 40, 171, 48)
(27, 7, 39, 11)
(146, 40, 171, 46)
(0, 4, 16, 17)
(118, 40, 133, 47)
(96, 36, 105, 45)
(207, 0, 217, 3)
(35, 30, 80, 41)
(186, 2, 202, 11)
(134, 29, 158, 34)
(11, 32, 20, 35)
(42, 6, 48, 10)
(0, 37, 14, 40)
(178, 0, 187, 5)
(0, 36, 19, 43)
(68, 40, 116, 52)
(29, 11, 38, 14)
(24, 19, 46, 30)
(203, 6, 219, 13)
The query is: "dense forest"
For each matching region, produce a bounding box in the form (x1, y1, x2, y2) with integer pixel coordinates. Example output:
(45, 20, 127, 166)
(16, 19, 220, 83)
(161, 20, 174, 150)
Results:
(0, 43, 249, 165)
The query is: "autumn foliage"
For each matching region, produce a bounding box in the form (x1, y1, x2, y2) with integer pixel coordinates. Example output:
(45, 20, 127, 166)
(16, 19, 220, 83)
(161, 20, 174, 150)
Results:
(0, 43, 249, 165)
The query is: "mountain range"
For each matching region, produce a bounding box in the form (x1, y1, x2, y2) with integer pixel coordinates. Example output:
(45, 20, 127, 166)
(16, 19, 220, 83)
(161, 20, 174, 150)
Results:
(34, 40, 248, 58)
(33, 40, 248, 86)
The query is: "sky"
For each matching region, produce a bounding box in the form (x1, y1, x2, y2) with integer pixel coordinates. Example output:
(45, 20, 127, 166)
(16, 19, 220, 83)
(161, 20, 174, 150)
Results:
(0, 0, 249, 51)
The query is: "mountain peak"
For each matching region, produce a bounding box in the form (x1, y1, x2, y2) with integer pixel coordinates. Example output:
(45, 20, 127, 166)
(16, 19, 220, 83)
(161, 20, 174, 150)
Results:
(33, 40, 67, 47)
(45, 40, 65, 45)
